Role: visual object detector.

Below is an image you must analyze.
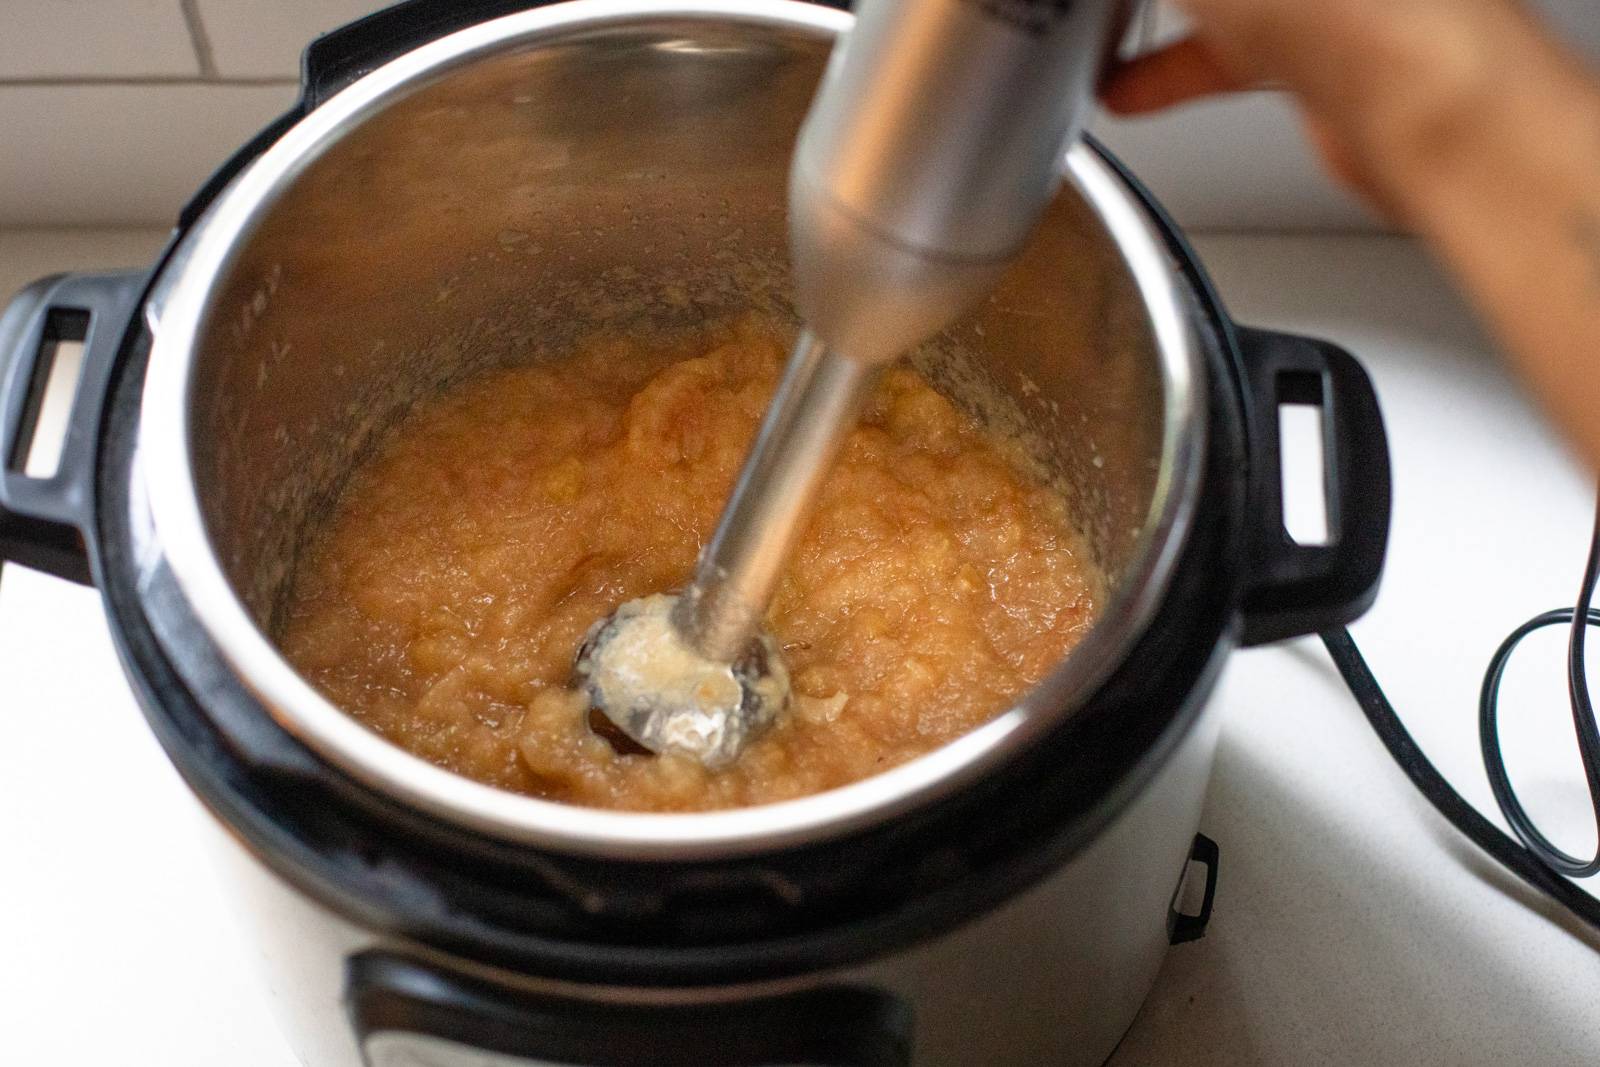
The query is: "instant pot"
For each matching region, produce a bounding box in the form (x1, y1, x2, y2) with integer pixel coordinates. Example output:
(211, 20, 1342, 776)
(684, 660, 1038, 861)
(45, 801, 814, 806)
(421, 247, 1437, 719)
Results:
(0, 1, 1391, 1063)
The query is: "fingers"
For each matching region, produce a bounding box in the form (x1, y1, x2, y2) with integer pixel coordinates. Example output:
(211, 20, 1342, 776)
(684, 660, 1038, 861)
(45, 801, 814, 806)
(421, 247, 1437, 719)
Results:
(1100, 38, 1249, 115)
(1300, 114, 1410, 225)
(1099, 34, 1411, 227)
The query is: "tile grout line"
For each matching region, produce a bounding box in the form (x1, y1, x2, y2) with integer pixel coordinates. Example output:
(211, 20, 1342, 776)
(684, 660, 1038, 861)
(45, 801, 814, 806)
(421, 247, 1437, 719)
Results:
(178, 0, 220, 79)
(0, 75, 297, 88)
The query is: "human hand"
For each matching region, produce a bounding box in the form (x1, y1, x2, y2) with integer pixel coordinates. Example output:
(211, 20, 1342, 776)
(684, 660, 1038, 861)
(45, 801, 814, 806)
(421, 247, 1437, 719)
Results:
(1102, 0, 1600, 468)
(1105, 1, 1593, 223)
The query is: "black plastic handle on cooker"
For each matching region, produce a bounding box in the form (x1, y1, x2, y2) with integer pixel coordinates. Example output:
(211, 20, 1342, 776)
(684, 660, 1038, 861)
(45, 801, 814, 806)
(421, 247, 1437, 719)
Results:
(345, 951, 911, 1066)
(0, 270, 147, 585)
(1234, 326, 1391, 646)
(300, 0, 535, 108)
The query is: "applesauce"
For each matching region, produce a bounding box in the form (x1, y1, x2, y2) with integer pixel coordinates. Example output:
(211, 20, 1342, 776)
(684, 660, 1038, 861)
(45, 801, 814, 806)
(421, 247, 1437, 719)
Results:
(279, 315, 1098, 811)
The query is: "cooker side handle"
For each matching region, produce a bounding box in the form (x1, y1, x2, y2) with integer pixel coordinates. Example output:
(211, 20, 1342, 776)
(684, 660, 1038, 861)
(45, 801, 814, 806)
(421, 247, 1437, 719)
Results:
(1233, 326, 1391, 646)
(0, 271, 146, 585)
(345, 950, 911, 1066)
(301, 0, 556, 108)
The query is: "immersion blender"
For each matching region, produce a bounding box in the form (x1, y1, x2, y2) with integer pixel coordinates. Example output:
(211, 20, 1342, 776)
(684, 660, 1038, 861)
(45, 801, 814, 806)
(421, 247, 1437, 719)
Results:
(578, 0, 1132, 765)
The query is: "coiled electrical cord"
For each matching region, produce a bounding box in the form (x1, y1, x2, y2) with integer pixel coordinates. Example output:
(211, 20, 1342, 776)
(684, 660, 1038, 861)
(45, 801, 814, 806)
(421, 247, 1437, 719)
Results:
(1321, 488, 1600, 935)
(1479, 496, 1600, 879)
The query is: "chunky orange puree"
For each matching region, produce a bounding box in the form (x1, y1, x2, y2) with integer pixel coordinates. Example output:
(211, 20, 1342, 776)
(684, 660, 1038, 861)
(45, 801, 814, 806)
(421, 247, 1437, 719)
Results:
(279, 316, 1097, 811)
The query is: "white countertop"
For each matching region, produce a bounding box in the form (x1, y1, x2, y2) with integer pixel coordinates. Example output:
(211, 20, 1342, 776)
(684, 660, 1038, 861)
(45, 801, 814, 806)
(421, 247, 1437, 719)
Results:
(3, 229, 1598, 1065)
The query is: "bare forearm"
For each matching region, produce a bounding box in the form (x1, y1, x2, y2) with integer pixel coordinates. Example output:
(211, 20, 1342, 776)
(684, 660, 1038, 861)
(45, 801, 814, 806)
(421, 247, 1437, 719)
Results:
(1379, 36, 1600, 468)
(1147, 0, 1600, 466)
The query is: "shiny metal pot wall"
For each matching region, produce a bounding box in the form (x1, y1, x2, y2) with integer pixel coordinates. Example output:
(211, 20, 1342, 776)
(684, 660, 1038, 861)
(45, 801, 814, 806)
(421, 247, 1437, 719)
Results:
(138, 0, 1203, 857)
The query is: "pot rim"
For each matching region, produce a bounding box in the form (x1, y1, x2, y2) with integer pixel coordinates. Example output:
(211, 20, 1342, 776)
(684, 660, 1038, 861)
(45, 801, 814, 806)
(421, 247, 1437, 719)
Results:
(138, 0, 1205, 860)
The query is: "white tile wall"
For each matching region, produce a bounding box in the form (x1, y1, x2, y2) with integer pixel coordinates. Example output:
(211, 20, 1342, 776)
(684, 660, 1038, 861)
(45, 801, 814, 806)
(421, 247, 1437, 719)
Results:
(0, 0, 198, 79)
(1141, 0, 1599, 64)
(0, 0, 1593, 228)
(1538, 0, 1600, 64)
(0, 84, 297, 226)
(1091, 92, 1379, 231)
(0, 230, 169, 307)
(197, 0, 391, 79)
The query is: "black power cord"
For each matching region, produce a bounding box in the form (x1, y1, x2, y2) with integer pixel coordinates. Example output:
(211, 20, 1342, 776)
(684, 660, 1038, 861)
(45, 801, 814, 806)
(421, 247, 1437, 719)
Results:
(1320, 489, 1600, 936)
(1480, 497, 1600, 879)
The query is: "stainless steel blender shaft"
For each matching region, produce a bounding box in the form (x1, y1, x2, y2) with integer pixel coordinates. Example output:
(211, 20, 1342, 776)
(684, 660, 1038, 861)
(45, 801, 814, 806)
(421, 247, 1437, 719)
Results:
(674, 331, 879, 661)
(584, 0, 1128, 764)
(789, 0, 1131, 363)
(673, 0, 1128, 664)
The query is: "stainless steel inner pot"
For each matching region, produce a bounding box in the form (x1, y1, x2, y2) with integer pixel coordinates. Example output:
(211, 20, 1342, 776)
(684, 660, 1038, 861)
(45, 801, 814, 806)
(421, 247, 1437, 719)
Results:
(139, 0, 1203, 858)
